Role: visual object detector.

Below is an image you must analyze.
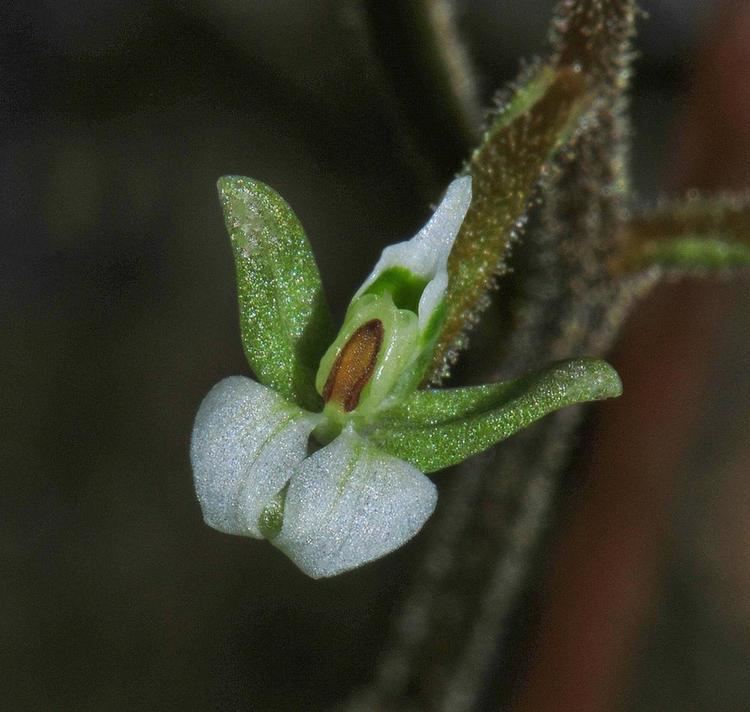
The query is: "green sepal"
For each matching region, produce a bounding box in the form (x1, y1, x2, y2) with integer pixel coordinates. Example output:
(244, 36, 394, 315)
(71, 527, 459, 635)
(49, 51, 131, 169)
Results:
(370, 358, 622, 473)
(218, 176, 334, 411)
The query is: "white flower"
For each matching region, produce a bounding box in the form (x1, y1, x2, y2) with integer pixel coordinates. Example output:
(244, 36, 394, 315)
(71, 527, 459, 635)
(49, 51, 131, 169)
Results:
(191, 177, 471, 577)
(191, 173, 622, 578)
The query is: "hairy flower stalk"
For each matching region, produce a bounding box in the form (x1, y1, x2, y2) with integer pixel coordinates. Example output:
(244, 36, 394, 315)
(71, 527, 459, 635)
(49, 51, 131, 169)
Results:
(191, 175, 622, 579)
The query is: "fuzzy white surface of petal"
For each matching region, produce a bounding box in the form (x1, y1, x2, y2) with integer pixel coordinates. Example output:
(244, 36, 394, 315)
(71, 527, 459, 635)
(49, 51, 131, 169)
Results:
(274, 428, 437, 578)
(191, 376, 319, 538)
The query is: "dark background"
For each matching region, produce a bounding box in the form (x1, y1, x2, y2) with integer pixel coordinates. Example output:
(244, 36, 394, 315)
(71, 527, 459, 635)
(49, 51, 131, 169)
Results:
(2, 1, 749, 710)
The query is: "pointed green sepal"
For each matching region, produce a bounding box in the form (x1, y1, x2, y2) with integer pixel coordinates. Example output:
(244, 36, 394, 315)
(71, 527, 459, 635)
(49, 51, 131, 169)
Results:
(218, 176, 334, 410)
(370, 358, 622, 472)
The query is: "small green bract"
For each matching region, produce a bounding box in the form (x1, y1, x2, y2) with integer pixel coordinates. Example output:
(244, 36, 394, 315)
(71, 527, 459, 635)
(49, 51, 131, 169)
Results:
(190, 175, 622, 578)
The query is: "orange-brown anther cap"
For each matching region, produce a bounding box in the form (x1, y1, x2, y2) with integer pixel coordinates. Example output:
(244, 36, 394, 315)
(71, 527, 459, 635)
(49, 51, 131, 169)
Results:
(322, 320, 384, 412)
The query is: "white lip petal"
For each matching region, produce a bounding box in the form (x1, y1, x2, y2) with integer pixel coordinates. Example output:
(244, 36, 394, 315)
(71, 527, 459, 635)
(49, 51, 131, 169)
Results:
(355, 175, 472, 328)
(191, 376, 319, 538)
(274, 428, 438, 578)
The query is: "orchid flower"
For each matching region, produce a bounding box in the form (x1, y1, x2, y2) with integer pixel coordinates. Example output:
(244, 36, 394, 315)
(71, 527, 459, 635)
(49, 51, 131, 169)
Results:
(191, 175, 622, 578)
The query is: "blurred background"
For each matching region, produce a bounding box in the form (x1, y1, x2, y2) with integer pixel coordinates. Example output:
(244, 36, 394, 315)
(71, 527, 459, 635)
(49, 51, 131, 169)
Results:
(2, 1, 748, 710)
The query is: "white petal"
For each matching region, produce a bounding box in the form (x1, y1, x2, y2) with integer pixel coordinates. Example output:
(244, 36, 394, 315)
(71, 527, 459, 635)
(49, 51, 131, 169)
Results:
(191, 376, 319, 538)
(273, 428, 437, 578)
(356, 175, 472, 328)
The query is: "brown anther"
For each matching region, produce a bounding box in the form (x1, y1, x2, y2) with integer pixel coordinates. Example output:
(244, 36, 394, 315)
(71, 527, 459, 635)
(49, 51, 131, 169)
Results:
(322, 319, 384, 412)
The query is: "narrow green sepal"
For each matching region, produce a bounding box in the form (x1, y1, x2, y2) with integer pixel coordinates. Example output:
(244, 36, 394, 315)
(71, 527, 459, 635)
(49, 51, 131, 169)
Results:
(370, 358, 622, 473)
(218, 176, 334, 410)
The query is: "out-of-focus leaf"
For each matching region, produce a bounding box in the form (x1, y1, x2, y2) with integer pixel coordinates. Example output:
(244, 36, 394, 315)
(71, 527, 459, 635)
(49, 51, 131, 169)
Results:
(616, 194, 750, 273)
(372, 358, 621, 472)
(218, 177, 334, 410)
